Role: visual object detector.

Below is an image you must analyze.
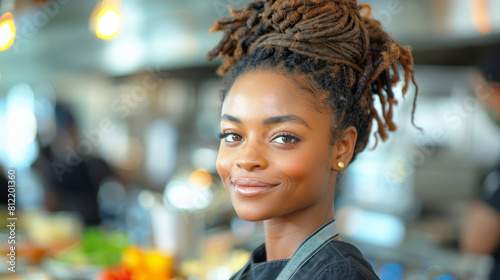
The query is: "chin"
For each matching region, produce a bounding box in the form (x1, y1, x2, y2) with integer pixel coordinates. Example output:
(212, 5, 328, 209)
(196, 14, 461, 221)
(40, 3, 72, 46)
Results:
(237, 214, 264, 222)
(233, 204, 272, 222)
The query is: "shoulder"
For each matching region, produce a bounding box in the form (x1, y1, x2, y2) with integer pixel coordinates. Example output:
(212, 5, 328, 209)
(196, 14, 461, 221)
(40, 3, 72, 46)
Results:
(314, 265, 378, 280)
(306, 241, 379, 280)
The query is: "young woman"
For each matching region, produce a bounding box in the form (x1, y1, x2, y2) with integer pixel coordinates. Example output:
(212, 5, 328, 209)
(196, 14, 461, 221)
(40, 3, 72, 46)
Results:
(207, 0, 418, 279)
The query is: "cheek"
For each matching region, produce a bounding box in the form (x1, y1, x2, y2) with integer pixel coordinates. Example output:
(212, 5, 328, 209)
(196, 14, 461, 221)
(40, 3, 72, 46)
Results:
(279, 157, 308, 177)
(277, 153, 317, 179)
(276, 147, 331, 183)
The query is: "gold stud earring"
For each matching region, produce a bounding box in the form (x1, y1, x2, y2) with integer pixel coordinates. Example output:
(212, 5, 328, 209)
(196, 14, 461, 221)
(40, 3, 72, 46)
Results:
(337, 161, 345, 169)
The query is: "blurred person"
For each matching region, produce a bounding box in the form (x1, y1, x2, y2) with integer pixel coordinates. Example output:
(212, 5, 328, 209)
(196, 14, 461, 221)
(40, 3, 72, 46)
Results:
(0, 164, 9, 206)
(33, 103, 114, 226)
(461, 48, 500, 280)
(207, 0, 418, 279)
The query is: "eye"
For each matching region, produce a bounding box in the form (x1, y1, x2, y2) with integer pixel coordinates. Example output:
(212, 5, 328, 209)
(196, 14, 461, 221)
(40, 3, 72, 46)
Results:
(272, 133, 300, 145)
(218, 132, 243, 143)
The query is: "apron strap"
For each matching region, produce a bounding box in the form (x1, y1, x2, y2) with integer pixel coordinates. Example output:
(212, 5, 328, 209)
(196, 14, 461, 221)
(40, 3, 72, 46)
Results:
(233, 260, 251, 280)
(233, 219, 339, 280)
(276, 219, 339, 280)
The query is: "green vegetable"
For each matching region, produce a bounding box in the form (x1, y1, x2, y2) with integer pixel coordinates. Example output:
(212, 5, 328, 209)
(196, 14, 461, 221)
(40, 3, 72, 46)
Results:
(55, 227, 130, 266)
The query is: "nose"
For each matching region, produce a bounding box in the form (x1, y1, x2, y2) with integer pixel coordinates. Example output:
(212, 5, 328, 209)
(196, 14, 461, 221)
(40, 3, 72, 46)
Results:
(235, 140, 268, 171)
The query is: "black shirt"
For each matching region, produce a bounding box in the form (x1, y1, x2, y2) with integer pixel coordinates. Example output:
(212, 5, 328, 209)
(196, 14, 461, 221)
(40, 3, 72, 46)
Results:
(230, 240, 379, 280)
(481, 168, 500, 280)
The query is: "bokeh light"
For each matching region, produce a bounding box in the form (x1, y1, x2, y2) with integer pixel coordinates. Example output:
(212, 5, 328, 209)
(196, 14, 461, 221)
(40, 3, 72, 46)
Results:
(97, 9, 121, 39)
(0, 12, 15, 51)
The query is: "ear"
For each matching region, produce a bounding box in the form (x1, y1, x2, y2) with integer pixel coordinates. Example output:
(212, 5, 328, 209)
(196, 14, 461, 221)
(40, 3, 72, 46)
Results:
(330, 126, 357, 171)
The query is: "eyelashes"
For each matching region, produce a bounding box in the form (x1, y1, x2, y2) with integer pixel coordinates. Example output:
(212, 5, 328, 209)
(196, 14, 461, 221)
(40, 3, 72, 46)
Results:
(273, 133, 300, 144)
(218, 131, 300, 145)
(218, 131, 243, 143)
(218, 132, 231, 139)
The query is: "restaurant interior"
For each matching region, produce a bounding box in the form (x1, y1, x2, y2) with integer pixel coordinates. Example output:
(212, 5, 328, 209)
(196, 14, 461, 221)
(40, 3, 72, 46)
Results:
(1, 0, 500, 279)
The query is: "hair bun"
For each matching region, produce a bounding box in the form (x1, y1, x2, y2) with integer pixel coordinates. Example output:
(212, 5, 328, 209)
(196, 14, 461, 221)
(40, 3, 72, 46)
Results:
(208, 0, 368, 75)
(208, 0, 419, 151)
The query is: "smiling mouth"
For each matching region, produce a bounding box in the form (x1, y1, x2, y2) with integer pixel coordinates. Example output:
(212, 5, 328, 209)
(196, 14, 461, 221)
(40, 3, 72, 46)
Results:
(232, 178, 279, 197)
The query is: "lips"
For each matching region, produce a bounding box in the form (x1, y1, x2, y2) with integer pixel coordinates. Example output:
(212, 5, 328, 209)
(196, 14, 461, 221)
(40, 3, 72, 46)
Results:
(232, 178, 279, 197)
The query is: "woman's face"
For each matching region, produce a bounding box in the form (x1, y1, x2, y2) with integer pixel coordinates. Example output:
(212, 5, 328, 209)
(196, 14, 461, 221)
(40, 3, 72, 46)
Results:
(216, 70, 339, 222)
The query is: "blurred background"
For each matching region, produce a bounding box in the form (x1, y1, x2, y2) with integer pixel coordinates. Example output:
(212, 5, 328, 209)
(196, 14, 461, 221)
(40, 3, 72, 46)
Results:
(0, 0, 499, 279)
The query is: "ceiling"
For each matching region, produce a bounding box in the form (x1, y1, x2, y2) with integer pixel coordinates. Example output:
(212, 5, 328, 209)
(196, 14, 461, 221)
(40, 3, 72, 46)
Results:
(0, 0, 499, 94)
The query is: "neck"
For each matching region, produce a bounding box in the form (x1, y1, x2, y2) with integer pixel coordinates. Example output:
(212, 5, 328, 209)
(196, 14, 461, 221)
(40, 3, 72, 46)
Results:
(263, 197, 334, 261)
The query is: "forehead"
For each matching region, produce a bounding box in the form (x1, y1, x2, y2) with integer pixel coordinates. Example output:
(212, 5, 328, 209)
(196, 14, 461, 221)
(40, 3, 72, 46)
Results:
(222, 70, 325, 116)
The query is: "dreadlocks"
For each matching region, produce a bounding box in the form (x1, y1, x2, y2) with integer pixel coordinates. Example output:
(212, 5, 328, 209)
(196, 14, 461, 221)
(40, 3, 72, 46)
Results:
(207, 0, 418, 160)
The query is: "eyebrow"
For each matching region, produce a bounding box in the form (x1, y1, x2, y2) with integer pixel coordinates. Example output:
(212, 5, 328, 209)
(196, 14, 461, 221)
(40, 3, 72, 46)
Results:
(221, 114, 311, 129)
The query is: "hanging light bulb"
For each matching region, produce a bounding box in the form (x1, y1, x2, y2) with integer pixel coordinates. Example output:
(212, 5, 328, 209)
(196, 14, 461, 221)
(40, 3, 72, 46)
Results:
(0, 12, 15, 51)
(90, 0, 121, 40)
(96, 7, 121, 40)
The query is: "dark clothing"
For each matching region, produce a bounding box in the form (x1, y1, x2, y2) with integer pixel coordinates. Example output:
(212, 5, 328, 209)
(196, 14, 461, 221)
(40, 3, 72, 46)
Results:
(230, 240, 379, 280)
(49, 157, 108, 225)
(492, 250, 500, 280)
(0, 173, 9, 205)
(36, 147, 113, 226)
(481, 168, 500, 280)
(482, 171, 500, 212)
